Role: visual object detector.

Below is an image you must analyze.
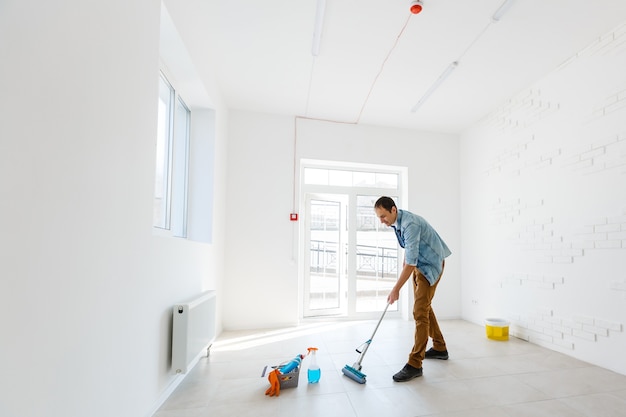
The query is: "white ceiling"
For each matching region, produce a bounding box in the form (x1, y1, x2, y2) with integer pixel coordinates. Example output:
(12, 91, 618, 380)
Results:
(170, 0, 626, 134)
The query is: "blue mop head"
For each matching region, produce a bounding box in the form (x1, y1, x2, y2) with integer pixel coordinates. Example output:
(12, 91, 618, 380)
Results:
(342, 365, 367, 384)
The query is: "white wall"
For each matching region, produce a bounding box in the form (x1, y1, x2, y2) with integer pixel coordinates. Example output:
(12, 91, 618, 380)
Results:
(460, 21, 626, 375)
(0, 1, 228, 417)
(223, 112, 460, 329)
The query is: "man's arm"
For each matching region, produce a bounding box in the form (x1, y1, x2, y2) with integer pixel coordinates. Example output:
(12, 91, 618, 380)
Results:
(387, 260, 415, 304)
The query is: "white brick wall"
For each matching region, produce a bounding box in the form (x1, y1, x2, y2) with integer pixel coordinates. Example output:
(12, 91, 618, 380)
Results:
(575, 212, 626, 252)
(462, 20, 626, 373)
(509, 310, 623, 351)
(562, 133, 626, 176)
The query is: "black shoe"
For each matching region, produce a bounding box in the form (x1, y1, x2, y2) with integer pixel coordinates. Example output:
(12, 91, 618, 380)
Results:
(392, 363, 423, 382)
(425, 347, 449, 360)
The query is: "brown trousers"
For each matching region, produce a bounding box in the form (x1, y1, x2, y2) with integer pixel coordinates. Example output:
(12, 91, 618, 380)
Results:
(407, 260, 446, 369)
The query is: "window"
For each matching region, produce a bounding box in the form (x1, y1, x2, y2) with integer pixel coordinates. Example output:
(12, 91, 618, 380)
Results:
(303, 167, 398, 189)
(153, 71, 190, 237)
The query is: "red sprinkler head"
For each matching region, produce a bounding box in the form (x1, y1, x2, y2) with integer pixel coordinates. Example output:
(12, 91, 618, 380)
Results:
(410, 0, 423, 14)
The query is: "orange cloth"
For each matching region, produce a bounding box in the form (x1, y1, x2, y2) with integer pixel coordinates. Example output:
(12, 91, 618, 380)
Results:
(264, 369, 281, 397)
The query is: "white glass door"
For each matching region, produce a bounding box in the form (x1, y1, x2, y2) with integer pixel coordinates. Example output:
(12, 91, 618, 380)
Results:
(303, 194, 346, 316)
(303, 192, 400, 318)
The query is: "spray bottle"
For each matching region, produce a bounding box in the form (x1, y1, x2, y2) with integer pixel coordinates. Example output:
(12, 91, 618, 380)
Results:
(307, 347, 320, 383)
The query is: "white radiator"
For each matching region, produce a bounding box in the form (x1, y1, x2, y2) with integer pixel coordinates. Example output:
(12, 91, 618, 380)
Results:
(171, 290, 217, 374)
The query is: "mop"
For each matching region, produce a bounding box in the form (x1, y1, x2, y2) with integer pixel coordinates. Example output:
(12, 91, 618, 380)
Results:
(342, 302, 390, 384)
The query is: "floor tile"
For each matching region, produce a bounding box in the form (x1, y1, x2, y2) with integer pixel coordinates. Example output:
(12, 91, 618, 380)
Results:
(501, 399, 587, 417)
(347, 386, 432, 417)
(517, 366, 626, 398)
(277, 392, 356, 417)
(153, 319, 626, 417)
(557, 392, 626, 417)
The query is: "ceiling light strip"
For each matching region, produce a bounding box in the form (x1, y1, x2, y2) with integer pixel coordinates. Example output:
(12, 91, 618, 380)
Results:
(456, 20, 491, 62)
(492, 0, 515, 22)
(311, 0, 326, 56)
(410, 61, 458, 113)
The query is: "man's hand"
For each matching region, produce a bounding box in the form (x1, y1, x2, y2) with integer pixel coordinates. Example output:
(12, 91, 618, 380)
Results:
(265, 369, 281, 397)
(388, 263, 415, 305)
(387, 288, 400, 305)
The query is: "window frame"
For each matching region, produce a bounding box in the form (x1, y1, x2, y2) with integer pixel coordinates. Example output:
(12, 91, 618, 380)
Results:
(153, 70, 190, 238)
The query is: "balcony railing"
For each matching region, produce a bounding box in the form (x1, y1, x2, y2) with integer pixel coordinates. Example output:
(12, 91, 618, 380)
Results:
(310, 240, 397, 279)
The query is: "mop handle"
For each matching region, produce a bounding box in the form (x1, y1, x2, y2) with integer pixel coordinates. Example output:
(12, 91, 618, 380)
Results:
(369, 302, 390, 341)
(356, 303, 391, 365)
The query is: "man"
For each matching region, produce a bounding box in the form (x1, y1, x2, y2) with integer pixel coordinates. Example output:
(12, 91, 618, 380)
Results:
(374, 196, 452, 382)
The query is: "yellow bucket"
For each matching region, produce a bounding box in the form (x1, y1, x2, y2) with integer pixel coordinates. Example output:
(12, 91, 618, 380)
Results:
(485, 318, 509, 341)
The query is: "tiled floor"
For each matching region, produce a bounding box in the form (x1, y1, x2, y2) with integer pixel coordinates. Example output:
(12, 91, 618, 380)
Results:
(154, 319, 626, 417)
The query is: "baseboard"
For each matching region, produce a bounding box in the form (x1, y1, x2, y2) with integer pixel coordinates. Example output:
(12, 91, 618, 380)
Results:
(145, 373, 185, 417)
(145, 350, 211, 417)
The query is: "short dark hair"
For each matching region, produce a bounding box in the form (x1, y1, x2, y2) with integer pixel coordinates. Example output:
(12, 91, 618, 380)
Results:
(374, 196, 396, 211)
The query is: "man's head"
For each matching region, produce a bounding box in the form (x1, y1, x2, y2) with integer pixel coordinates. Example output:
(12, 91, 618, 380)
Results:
(374, 196, 398, 227)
